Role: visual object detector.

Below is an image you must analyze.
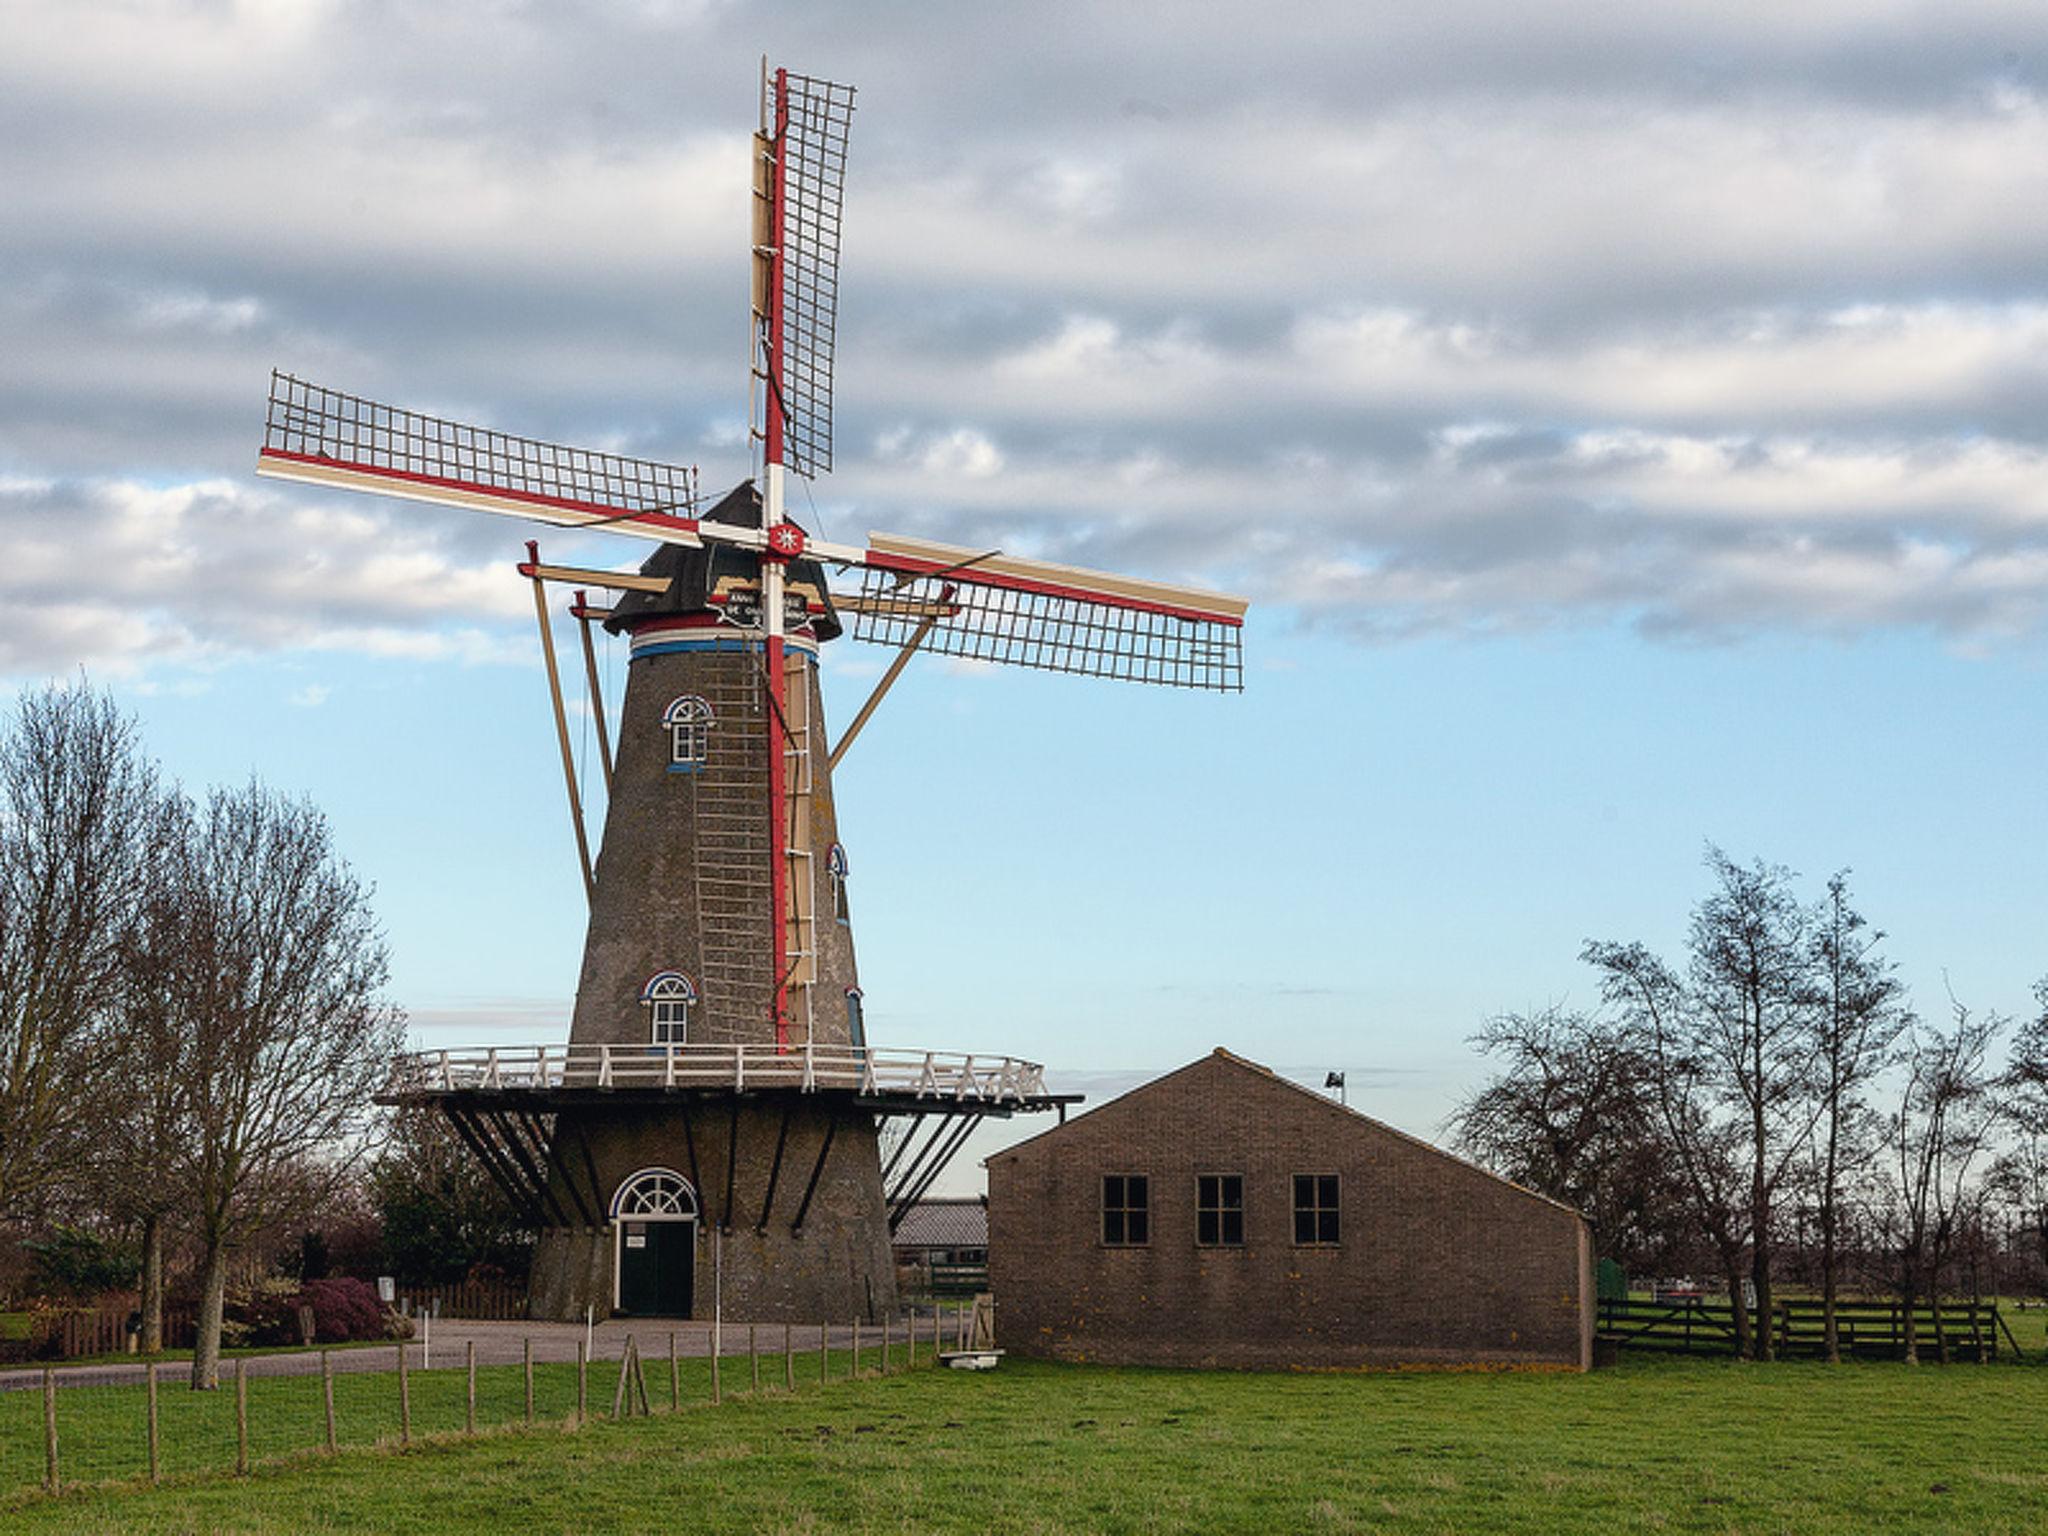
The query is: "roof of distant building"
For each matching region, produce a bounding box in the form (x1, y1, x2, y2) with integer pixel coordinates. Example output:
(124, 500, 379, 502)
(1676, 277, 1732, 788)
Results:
(891, 1197, 988, 1249)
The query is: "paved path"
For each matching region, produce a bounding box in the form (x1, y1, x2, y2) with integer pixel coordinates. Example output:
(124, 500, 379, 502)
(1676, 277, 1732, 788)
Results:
(0, 1313, 964, 1392)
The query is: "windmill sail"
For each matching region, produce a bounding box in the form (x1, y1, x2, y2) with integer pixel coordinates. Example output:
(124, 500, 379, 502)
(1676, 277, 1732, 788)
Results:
(755, 70, 855, 480)
(849, 533, 1246, 692)
(256, 372, 703, 544)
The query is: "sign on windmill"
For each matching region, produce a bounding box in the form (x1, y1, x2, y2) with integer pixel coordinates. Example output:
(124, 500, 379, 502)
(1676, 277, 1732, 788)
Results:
(255, 61, 1247, 1325)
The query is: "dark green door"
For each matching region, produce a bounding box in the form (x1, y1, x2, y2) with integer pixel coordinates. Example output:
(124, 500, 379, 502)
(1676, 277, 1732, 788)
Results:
(617, 1220, 695, 1316)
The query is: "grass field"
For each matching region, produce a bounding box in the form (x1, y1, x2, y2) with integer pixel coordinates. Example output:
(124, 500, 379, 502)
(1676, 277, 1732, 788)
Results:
(5, 1348, 2048, 1534)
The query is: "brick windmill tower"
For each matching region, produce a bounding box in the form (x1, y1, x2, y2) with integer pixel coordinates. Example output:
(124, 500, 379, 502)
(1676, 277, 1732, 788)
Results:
(255, 63, 1246, 1323)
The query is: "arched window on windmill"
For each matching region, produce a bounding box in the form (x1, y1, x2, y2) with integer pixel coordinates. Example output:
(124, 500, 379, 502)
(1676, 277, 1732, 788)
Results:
(664, 695, 713, 773)
(845, 986, 867, 1052)
(827, 842, 851, 924)
(641, 971, 697, 1046)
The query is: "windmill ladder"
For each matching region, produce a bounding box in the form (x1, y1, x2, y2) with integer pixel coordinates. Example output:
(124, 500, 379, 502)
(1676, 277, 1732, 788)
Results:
(692, 660, 773, 1035)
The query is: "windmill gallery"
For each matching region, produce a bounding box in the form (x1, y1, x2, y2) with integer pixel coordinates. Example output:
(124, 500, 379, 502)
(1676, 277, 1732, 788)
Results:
(252, 65, 1251, 1328)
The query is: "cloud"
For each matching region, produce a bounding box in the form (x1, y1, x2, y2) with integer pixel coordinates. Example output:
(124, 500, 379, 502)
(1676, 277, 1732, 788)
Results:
(0, 475, 530, 677)
(4, 1, 2048, 671)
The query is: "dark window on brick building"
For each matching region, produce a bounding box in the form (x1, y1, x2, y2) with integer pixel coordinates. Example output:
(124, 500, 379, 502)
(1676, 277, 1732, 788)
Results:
(1196, 1174, 1244, 1246)
(1293, 1173, 1339, 1245)
(1102, 1175, 1149, 1245)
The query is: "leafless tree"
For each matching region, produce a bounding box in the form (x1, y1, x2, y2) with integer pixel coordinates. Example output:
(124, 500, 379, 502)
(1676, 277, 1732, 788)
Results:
(1582, 937, 1758, 1355)
(155, 781, 402, 1389)
(1683, 848, 1824, 1359)
(1806, 872, 1908, 1362)
(1450, 1005, 1691, 1275)
(1881, 994, 2003, 1364)
(0, 682, 164, 1220)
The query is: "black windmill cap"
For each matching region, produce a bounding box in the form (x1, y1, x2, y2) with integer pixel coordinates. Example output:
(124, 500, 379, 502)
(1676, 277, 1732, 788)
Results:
(603, 479, 843, 642)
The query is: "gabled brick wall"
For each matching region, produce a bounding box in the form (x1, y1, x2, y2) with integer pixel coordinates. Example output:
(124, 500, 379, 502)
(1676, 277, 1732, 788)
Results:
(988, 1050, 1592, 1370)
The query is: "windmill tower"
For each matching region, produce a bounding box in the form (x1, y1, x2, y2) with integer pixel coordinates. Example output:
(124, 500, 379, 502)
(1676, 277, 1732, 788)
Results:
(255, 64, 1247, 1323)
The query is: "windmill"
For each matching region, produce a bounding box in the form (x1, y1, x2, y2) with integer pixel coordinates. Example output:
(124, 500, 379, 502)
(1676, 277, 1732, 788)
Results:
(255, 63, 1247, 1323)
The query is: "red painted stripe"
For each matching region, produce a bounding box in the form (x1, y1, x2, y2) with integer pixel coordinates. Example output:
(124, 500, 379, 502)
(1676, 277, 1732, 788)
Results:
(766, 632, 789, 1052)
(765, 69, 790, 472)
(257, 448, 702, 538)
(860, 550, 1244, 628)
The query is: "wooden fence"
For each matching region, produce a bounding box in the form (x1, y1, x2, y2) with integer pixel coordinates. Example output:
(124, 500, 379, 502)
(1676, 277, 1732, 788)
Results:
(394, 1281, 526, 1321)
(2, 1308, 198, 1363)
(1598, 1296, 2022, 1361)
(7, 1304, 986, 1500)
(925, 1263, 988, 1298)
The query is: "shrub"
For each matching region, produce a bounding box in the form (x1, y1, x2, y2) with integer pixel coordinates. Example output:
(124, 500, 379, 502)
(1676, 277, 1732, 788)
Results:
(23, 1226, 138, 1299)
(299, 1277, 399, 1343)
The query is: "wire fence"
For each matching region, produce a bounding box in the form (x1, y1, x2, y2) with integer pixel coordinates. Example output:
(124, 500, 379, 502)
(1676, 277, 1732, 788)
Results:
(0, 1304, 989, 1503)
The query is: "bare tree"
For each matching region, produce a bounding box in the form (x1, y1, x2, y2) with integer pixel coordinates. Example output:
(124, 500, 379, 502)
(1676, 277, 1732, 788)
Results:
(1451, 1005, 1690, 1276)
(156, 781, 402, 1389)
(1684, 848, 1822, 1359)
(1806, 872, 1907, 1362)
(1582, 937, 1757, 1356)
(1882, 995, 2002, 1364)
(0, 682, 163, 1220)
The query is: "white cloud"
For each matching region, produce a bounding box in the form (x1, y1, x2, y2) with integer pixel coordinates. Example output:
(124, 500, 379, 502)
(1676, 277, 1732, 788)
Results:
(4, 1, 2048, 665)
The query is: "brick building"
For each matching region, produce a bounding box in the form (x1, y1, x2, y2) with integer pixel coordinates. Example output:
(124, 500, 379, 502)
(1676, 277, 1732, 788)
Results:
(988, 1050, 1592, 1370)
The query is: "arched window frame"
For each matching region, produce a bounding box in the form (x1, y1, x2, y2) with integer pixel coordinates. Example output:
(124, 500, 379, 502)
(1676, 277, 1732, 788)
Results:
(664, 695, 714, 773)
(640, 970, 697, 1046)
(609, 1167, 700, 1220)
(827, 842, 851, 924)
(845, 986, 866, 1052)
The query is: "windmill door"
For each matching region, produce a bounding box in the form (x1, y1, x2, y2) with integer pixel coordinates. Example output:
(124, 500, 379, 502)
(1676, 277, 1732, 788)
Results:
(616, 1220, 695, 1317)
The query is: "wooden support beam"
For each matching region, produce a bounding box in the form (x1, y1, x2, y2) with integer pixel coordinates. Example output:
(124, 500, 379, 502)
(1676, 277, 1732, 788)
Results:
(517, 559, 670, 593)
(757, 1100, 793, 1231)
(828, 597, 949, 771)
(790, 1112, 838, 1234)
(573, 591, 615, 792)
(891, 1116, 981, 1231)
(485, 1109, 572, 1227)
(680, 1099, 703, 1206)
(444, 1108, 545, 1226)
(528, 543, 596, 906)
(570, 1115, 607, 1227)
(525, 1112, 594, 1227)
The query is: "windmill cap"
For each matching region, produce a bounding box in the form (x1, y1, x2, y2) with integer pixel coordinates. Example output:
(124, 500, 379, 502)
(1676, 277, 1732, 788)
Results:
(603, 479, 843, 641)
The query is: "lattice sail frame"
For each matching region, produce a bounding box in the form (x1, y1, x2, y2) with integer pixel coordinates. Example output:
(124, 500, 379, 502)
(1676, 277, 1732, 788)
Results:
(261, 372, 701, 534)
(763, 71, 854, 479)
(850, 563, 1245, 692)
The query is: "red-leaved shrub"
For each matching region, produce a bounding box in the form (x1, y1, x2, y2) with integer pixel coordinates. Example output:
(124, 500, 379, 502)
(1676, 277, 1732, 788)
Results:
(298, 1277, 395, 1343)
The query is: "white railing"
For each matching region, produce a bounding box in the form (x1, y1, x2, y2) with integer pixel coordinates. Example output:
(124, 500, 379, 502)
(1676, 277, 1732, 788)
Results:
(383, 1042, 1049, 1106)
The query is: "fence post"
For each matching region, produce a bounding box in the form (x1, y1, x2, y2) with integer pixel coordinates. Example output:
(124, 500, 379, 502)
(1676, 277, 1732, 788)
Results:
(784, 1322, 794, 1392)
(322, 1350, 337, 1453)
(852, 1319, 861, 1377)
(750, 1324, 759, 1395)
(613, 1336, 634, 1419)
(820, 1322, 829, 1383)
(524, 1337, 534, 1424)
(712, 1328, 722, 1405)
(668, 1331, 679, 1412)
(882, 1315, 891, 1374)
(466, 1339, 477, 1434)
(43, 1367, 57, 1494)
(235, 1360, 249, 1476)
(147, 1360, 161, 1482)
(399, 1342, 412, 1446)
(576, 1338, 588, 1427)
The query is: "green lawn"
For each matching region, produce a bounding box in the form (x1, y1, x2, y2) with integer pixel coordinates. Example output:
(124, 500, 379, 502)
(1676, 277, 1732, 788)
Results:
(5, 1349, 2048, 1534)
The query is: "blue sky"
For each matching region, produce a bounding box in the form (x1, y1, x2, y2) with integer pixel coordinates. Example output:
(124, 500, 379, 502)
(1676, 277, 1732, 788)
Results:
(4, 2, 2048, 1187)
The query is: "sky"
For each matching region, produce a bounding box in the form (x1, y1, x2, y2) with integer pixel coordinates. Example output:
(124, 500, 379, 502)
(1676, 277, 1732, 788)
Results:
(3, 1, 2046, 1192)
